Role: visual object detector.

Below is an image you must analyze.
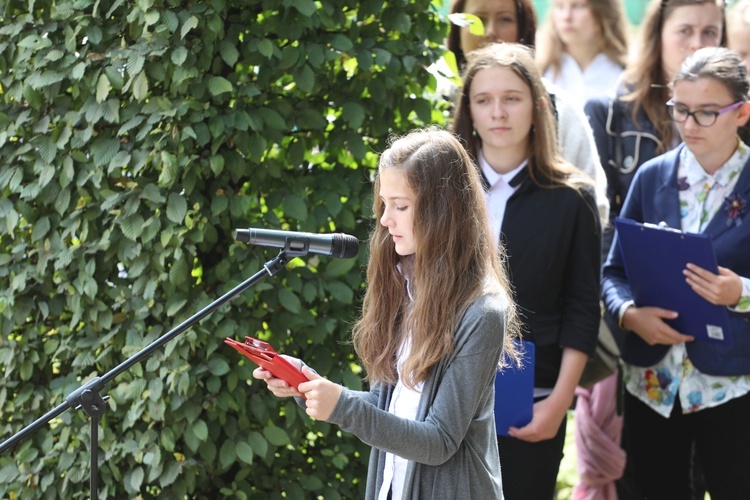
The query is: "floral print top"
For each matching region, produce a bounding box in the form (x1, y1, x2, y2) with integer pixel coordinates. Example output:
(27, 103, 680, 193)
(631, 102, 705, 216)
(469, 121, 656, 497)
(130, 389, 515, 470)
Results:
(623, 140, 750, 417)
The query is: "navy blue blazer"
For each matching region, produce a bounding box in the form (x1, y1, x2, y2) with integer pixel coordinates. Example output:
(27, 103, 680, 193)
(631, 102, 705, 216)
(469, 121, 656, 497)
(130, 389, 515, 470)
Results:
(602, 145, 750, 376)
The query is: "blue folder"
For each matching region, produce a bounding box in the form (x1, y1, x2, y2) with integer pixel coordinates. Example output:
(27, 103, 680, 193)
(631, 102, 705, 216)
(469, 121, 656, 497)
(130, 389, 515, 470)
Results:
(494, 340, 534, 436)
(614, 217, 731, 344)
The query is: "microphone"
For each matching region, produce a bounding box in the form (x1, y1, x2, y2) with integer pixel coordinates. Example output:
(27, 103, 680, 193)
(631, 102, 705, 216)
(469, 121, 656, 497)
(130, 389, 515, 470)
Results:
(234, 228, 360, 259)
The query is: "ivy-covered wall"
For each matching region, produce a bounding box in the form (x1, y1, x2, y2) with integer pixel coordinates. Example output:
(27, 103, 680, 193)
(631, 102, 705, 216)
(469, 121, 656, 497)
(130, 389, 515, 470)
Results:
(0, 0, 448, 497)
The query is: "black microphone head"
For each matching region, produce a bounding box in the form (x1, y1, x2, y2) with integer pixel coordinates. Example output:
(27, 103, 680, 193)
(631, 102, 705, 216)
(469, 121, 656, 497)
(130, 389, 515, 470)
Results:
(331, 233, 360, 259)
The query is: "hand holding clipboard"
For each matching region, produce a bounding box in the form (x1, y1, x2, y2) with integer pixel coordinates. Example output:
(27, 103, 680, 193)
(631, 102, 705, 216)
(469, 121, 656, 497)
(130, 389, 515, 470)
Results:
(614, 218, 731, 344)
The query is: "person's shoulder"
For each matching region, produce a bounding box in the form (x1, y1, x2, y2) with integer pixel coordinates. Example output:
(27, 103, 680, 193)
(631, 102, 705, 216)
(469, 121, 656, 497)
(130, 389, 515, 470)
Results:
(632, 146, 682, 183)
(465, 292, 510, 321)
(564, 179, 598, 209)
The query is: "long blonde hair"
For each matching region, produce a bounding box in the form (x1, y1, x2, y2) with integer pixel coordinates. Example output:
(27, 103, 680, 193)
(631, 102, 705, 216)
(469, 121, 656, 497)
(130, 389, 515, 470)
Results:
(621, 0, 726, 153)
(352, 128, 519, 388)
(536, 0, 629, 78)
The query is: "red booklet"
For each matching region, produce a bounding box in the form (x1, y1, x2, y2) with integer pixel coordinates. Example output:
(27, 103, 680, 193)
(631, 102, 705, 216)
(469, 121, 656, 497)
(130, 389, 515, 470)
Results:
(225, 336, 309, 394)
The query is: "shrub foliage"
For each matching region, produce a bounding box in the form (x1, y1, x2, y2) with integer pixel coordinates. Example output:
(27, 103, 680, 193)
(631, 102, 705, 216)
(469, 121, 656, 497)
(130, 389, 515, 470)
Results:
(0, 0, 448, 497)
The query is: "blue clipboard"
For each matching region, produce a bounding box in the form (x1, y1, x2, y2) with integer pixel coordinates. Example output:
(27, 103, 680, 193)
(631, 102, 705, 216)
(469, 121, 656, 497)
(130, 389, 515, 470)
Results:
(494, 340, 534, 436)
(614, 217, 731, 344)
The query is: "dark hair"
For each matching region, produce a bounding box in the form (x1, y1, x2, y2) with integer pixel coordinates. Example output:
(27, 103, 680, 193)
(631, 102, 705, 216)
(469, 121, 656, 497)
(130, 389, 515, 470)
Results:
(672, 46, 749, 102)
(447, 0, 538, 69)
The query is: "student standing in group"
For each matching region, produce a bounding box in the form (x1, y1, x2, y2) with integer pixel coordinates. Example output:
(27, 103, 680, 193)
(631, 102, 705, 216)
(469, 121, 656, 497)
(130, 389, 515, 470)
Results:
(447, 0, 609, 223)
(451, 43, 601, 499)
(585, 2, 726, 497)
(253, 128, 519, 499)
(602, 46, 750, 499)
(536, 0, 628, 110)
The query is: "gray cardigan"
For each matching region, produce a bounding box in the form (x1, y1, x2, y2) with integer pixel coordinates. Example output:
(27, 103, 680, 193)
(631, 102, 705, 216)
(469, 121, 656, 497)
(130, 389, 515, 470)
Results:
(327, 293, 508, 499)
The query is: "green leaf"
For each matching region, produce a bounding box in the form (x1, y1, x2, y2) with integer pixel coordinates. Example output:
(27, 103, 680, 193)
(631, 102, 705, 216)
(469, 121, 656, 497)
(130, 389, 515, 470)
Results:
(325, 258, 355, 277)
(236, 441, 254, 465)
(258, 107, 286, 130)
(165, 295, 187, 316)
(133, 71, 148, 101)
(329, 34, 353, 52)
(129, 467, 144, 492)
(127, 54, 145, 78)
(192, 419, 208, 441)
(219, 439, 236, 468)
(121, 214, 145, 240)
(248, 431, 268, 458)
(207, 357, 230, 376)
(263, 426, 290, 447)
(31, 216, 50, 242)
(299, 475, 324, 491)
(220, 41, 239, 67)
(293, 0, 317, 16)
(208, 76, 233, 96)
(70, 62, 86, 80)
(159, 461, 181, 487)
(294, 64, 315, 93)
(326, 281, 354, 304)
(145, 10, 160, 26)
(171, 46, 188, 66)
(96, 74, 110, 102)
(341, 101, 365, 129)
(282, 194, 307, 221)
(257, 39, 273, 58)
(181, 16, 198, 39)
(167, 193, 187, 224)
(278, 288, 301, 314)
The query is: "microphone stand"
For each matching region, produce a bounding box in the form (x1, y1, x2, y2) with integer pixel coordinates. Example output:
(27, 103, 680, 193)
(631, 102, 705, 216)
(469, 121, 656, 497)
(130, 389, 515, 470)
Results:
(0, 248, 300, 500)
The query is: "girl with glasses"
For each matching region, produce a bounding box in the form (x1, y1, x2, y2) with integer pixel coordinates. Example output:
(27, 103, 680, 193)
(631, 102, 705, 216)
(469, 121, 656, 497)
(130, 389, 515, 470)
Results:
(602, 47, 750, 498)
(584, 2, 726, 496)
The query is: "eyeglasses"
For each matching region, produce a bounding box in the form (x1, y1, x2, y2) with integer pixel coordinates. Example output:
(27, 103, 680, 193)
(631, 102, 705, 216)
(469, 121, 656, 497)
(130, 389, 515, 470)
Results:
(666, 99, 744, 127)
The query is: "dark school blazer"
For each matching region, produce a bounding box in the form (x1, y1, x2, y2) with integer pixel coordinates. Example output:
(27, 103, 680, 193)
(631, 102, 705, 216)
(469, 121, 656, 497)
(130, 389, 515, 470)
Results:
(498, 165, 602, 388)
(602, 145, 750, 376)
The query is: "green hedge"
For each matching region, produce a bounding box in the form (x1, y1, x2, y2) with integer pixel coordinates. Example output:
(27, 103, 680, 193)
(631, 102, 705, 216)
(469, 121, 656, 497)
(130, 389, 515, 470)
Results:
(0, 0, 448, 497)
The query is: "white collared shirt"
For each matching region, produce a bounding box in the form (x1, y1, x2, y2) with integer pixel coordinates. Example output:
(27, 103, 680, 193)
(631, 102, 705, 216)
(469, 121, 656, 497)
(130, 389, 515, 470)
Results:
(543, 52, 623, 110)
(479, 150, 526, 244)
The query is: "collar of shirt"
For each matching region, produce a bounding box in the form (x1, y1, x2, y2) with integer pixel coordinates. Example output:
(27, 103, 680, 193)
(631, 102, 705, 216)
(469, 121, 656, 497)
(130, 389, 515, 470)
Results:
(679, 138, 749, 189)
(479, 150, 527, 189)
(396, 257, 415, 301)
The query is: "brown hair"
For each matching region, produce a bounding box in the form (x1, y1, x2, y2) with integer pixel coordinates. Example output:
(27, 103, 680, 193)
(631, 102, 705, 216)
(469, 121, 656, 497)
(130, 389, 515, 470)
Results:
(352, 128, 519, 388)
(536, 0, 629, 77)
(447, 0, 538, 69)
(621, 0, 726, 153)
(451, 43, 588, 190)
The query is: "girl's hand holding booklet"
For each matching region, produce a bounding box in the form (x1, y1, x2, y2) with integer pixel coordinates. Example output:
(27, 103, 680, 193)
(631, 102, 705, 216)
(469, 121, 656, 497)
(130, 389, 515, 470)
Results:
(225, 336, 309, 395)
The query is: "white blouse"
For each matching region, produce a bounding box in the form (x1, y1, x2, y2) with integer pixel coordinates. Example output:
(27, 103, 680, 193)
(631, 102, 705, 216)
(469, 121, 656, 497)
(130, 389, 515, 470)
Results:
(543, 52, 623, 110)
